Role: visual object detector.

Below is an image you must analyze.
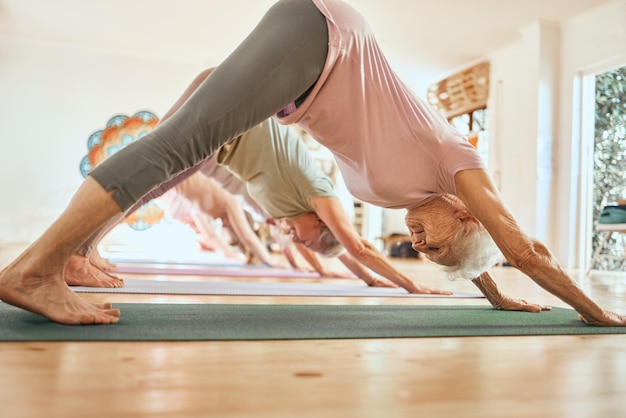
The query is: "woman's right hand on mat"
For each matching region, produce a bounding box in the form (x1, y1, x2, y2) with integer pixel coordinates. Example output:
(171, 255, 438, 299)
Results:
(578, 310, 626, 326)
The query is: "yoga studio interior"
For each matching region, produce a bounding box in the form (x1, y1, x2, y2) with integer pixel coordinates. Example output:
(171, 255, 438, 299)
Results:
(1, 0, 625, 417)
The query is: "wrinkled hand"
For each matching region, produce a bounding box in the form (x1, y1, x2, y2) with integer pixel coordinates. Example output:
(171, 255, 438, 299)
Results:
(367, 278, 397, 288)
(493, 296, 551, 312)
(578, 310, 626, 326)
(408, 284, 453, 295)
(319, 270, 355, 279)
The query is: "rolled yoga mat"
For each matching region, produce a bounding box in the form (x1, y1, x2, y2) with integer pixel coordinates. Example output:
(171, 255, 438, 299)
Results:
(1, 303, 625, 341)
(71, 278, 482, 298)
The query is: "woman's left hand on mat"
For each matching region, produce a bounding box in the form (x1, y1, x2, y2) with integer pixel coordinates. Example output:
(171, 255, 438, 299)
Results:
(494, 296, 552, 313)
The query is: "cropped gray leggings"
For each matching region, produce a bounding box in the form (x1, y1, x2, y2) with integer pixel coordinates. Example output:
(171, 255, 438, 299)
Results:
(90, 0, 328, 211)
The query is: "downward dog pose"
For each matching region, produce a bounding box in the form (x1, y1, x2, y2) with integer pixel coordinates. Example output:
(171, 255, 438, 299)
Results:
(175, 154, 356, 278)
(2, 0, 624, 326)
(216, 117, 416, 290)
(157, 173, 280, 266)
(197, 152, 359, 278)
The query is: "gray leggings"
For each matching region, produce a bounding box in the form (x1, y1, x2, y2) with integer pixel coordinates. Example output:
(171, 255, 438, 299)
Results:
(90, 0, 328, 211)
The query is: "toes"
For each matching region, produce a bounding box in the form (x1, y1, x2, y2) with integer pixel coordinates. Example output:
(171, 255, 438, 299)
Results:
(103, 308, 121, 319)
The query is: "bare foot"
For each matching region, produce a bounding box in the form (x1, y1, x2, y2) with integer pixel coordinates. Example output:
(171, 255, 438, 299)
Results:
(89, 249, 116, 271)
(0, 255, 120, 325)
(65, 254, 125, 288)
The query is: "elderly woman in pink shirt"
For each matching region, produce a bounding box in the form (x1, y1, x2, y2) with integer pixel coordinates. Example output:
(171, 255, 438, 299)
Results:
(1, 0, 624, 326)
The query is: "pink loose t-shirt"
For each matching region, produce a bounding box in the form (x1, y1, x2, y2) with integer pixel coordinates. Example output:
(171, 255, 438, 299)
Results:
(276, 0, 485, 210)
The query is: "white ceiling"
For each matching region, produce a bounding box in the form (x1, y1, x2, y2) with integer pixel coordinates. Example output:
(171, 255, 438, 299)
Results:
(0, 0, 613, 89)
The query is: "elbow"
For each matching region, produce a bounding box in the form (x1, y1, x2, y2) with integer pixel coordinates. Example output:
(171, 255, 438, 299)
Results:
(506, 240, 556, 276)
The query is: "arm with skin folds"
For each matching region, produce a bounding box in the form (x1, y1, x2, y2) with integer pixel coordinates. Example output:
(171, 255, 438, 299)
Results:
(472, 271, 550, 312)
(455, 168, 626, 326)
(311, 196, 452, 294)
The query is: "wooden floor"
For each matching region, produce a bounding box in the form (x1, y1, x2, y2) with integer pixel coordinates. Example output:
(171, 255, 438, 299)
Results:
(1, 244, 626, 418)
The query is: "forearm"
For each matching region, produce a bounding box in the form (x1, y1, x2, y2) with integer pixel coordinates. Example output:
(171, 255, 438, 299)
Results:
(455, 168, 620, 323)
(191, 212, 236, 256)
(237, 231, 274, 265)
(280, 243, 301, 269)
(471, 272, 505, 308)
(337, 252, 378, 285)
(311, 196, 418, 291)
(504, 239, 603, 317)
(295, 243, 326, 274)
(346, 239, 418, 292)
(227, 209, 274, 265)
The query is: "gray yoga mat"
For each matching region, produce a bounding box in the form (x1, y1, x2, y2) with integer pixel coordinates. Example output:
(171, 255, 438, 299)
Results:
(108, 257, 256, 268)
(112, 264, 324, 278)
(71, 278, 483, 298)
(1, 303, 625, 341)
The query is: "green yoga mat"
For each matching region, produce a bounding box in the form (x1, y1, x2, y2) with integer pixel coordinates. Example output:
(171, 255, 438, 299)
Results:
(1, 302, 625, 341)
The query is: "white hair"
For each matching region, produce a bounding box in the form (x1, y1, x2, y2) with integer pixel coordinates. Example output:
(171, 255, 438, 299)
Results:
(441, 223, 503, 281)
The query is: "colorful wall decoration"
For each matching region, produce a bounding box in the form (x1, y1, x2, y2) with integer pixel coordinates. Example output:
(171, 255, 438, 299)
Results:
(79, 110, 165, 231)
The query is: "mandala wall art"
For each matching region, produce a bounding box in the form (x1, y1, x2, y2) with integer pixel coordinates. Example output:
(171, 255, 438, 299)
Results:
(79, 110, 165, 231)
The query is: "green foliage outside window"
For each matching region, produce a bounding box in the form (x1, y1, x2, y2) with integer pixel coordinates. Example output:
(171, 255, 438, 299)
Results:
(592, 66, 626, 270)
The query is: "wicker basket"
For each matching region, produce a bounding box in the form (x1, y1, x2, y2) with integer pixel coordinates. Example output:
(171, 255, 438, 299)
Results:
(427, 62, 490, 119)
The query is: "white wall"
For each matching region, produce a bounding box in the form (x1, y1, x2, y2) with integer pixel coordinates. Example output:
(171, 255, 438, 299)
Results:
(486, 27, 542, 238)
(0, 35, 198, 243)
(484, 20, 560, 244)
